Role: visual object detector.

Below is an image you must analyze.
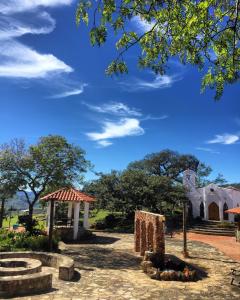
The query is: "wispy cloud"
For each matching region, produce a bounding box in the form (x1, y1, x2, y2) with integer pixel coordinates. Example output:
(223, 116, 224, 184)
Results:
(120, 74, 182, 91)
(141, 115, 169, 121)
(50, 84, 87, 99)
(86, 118, 144, 147)
(0, 0, 86, 97)
(132, 16, 155, 33)
(96, 140, 113, 148)
(195, 147, 220, 154)
(82, 101, 142, 117)
(0, 1, 73, 15)
(207, 134, 239, 145)
(84, 101, 168, 147)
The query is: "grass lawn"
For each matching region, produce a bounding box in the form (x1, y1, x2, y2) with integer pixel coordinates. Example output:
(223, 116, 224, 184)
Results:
(88, 209, 112, 225)
(2, 209, 116, 230)
(2, 214, 46, 229)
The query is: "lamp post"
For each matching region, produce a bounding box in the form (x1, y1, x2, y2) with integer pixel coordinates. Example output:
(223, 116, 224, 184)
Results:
(182, 200, 189, 258)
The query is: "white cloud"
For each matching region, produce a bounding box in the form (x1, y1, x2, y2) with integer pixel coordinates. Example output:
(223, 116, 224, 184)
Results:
(0, 1, 73, 14)
(195, 147, 220, 154)
(120, 74, 182, 91)
(0, 40, 72, 78)
(86, 118, 144, 147)
(141, 115, 169, 121)
(50, 85, 87, 98)
(0, 0, 76, 81)
(132, 16, 155, 33)
(0, 12, 56, 40)
(207, 134, 239, 145)
(82, 102, 142, 117)
(97, 140, 113, 148)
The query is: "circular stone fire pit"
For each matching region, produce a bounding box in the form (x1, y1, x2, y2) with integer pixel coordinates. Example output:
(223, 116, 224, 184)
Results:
(0, 258, 42, 276)
(141, 252, 205, 282)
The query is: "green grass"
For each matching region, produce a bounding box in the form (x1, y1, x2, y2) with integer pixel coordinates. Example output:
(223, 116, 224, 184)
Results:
(2, 214, 46, 229)
(2, 210, 114, 230)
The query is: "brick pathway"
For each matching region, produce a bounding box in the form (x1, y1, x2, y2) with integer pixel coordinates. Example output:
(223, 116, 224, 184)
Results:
(6, 232, 240, 300)
(174, 232, 240, 262)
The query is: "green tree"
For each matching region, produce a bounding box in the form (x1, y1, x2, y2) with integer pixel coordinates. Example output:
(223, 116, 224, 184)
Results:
(84, 168, 186, 216)
(0, 135, 90, 223)
(0, 177, 17, 228)
(76, 0, 240, 99)
(128, 149, 211, 184)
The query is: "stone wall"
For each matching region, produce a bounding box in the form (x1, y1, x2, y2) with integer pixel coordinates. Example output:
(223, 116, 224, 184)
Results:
(0, 252, 74, 281)
(134, 211, 165, 260)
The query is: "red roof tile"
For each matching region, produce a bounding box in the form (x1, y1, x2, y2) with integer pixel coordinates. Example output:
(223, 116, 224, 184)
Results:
(40, 188, 95, 203)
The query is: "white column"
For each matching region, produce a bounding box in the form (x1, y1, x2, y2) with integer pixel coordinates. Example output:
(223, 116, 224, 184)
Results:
(73, 202, 80, 240)
(53, 202, 56, 225)
(67, 202, 73, 219)
(203, 188, 208, 220)
(46, 201, 51, 235)
(219, 201, 223, 221)
(83, 202, 90, 229)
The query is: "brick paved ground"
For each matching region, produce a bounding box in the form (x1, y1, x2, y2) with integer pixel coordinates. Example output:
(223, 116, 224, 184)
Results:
(174, 232, 240, 261)
(5, 232, 240, 300)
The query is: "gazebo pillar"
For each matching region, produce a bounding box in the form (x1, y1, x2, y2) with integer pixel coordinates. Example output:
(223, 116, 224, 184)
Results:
(73, 202, 80, 240)
(83, 202, 90, 229)
(67, 202, 73, 220)
(47, 201, 55, 235)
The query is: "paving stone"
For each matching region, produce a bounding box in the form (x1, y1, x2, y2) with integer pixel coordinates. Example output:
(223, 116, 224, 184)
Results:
(2, 232, 239, 300)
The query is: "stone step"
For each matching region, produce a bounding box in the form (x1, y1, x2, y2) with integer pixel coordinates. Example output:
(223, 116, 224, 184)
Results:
(189, 226, 235, 232)
(188, 228, 235, 236)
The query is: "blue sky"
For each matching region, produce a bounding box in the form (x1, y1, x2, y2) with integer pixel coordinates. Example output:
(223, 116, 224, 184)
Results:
(0, 1, 239, 183)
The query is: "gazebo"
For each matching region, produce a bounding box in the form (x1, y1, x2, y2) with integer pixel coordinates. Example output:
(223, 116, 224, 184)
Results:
(225, 207, 240, 242)
(41, 188, 95, 247)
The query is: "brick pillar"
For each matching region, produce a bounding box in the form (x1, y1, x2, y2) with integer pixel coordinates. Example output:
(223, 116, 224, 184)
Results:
(134, 218, 141, 252)
(140, 221, 147, 256)
(153, 218, 165, 265)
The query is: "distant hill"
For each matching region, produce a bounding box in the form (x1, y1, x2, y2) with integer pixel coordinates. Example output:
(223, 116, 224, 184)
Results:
(5, 192, 41, 211)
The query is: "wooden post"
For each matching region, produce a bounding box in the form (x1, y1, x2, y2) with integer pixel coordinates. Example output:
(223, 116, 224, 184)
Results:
(183, 201, 189, 258)
(48, 200, 55, 252)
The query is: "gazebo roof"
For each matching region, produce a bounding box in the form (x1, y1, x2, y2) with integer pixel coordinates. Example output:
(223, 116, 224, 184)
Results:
(225, 207, 240, 214)
(40, 187, 95, 203)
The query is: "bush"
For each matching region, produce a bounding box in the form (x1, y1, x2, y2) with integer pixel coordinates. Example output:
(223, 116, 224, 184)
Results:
(104, 214, 117, 228)
(18, 215, 40, 235)
(0, 230, 59, 252)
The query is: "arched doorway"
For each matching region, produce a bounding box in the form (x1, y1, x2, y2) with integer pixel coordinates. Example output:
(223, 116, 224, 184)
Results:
(208, 202, 220, 221)
(200, 202, 204, 218)
(223, 203, 229, 220)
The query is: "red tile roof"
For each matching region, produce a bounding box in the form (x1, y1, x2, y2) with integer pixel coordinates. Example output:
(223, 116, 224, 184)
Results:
(224, 207, 240, 214)
(40, 188, 95, 203)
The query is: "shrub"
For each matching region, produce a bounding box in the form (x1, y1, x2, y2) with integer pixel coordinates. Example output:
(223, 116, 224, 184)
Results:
(0, 230, 59, 252)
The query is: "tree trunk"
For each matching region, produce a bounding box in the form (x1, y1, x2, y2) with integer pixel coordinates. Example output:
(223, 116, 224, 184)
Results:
(28, 203, 34, 221)
(0, 198, 5, 228)
(182, 201, 189, 258)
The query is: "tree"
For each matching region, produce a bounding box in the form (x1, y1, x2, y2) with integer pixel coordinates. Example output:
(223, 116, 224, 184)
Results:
(76, 0, 240, 99)
(127, 149, 211, 183)
(84, 168, 185, 216)
(0, 135, 90, 224)
(0, 177, 17, 228)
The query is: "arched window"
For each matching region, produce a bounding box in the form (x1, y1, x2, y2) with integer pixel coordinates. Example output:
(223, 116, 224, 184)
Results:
(200, 202, 204, 218)
(223, 203, 229, 220)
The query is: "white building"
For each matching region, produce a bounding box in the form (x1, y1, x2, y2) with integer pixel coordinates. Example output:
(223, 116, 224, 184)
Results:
(183, 169, 240, 222)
